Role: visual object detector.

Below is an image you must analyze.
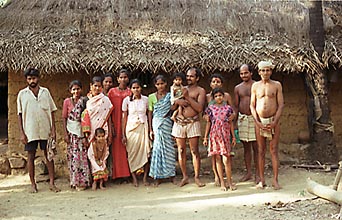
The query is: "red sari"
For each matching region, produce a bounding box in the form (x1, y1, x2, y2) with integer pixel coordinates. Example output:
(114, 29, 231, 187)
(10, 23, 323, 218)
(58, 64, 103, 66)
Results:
(108, 87, 132, 179)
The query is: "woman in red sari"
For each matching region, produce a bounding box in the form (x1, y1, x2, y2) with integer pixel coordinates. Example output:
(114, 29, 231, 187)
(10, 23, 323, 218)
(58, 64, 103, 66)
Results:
(108, 69, 132, 181)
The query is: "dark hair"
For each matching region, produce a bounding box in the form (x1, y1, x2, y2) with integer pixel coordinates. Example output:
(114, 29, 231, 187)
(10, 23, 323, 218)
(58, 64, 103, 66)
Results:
(91, 76, 102, 84)
(118, 69, 131, 79)
(211, 87, 224, 99)
(129, 79, 142, 101)
(69, 80, 82, 90)
(240, 64, 253, 73)
(103, 73, 114, 83)
(24, 68, 39, 78)
(187, 67, 202, 79)
(154, 74, 167, 84)
(172, 72, 185, 82)
(95, 127, 105, 136)
(209, 73, 224, 83)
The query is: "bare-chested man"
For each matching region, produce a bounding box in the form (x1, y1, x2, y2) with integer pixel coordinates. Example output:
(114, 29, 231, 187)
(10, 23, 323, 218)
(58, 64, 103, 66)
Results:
(250, 61, 284, 190)
(171, 67, 206, 187)
(234, 64, 259, 183)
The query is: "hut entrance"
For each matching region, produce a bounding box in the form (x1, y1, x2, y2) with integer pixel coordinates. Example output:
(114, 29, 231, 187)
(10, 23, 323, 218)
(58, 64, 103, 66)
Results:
(0, 70, 8, 143)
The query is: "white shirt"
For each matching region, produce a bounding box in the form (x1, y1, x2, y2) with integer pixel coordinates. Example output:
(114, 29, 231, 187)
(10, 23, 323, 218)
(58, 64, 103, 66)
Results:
(17, 86, 57, 142)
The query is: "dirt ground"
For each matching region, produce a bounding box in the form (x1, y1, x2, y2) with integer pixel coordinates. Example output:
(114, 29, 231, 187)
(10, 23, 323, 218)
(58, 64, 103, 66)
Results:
(0, 165, 340, 220)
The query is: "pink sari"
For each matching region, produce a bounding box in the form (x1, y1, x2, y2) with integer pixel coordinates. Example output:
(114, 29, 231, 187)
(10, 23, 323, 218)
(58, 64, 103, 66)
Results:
(82, 93, 113, 142)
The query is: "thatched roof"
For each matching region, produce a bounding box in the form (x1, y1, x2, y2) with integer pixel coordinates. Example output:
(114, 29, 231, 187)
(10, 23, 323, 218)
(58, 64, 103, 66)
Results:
(0, 0, 341, 75)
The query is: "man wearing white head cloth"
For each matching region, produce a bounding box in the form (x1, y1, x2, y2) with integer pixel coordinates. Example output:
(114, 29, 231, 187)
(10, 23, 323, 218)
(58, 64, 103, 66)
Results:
(250, 61, 284, 190)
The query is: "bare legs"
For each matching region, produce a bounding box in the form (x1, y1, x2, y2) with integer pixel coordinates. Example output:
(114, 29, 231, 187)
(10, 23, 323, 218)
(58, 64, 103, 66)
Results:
(43, 149, 60, 192)
(256, 124, 281, 190)
(27, 151, 37, 193)
(211, 157, 220, 186)
(222, 155, 236, 190)
(176, 137, 205, 187)
(132, 162, 150, 187)
(240, 141, 259, 183)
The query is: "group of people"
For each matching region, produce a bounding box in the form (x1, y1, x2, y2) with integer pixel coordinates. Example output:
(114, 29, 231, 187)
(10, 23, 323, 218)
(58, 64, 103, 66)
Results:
(17, 60, 284, 194)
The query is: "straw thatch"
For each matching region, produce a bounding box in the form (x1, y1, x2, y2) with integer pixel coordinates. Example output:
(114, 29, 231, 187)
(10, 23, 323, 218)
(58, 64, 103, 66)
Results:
(0, 0, 341, 75)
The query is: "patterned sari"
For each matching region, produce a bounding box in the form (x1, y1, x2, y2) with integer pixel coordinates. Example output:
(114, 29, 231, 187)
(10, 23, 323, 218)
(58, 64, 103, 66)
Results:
(65, 97, 90, 187)
(148, 93, 176, 179)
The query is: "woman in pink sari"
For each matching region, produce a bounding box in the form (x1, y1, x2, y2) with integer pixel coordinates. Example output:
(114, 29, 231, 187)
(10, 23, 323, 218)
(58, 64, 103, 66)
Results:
(82, 76, 113, 147)
(108, 69, 131, 181)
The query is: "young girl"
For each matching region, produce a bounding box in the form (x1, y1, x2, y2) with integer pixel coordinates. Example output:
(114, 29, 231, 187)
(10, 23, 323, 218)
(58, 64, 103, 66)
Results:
(203, 88, 237, 191)
(88, 128, 109, 190)
(205, 73, 236, 186)
(122, 79, 151, 187)
(62, 80, 90, 191)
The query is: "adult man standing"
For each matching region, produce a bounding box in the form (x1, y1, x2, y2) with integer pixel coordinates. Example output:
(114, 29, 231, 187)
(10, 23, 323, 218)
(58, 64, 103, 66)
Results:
(171, 68, 206, 187)
(17, 68, 60, 193)
(250, 61, 284, 190)
(234, 64, 259, 183)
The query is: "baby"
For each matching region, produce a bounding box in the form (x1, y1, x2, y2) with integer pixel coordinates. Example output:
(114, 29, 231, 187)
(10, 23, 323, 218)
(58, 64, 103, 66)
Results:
(167, 72, 186, 121)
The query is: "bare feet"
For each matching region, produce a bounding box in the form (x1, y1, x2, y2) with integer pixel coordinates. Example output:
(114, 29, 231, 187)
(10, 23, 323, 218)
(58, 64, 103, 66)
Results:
(30, 184, 38, 193)
(132, 180, 138, 187)
(170, 177, 177, 185)
(76, 186, 86, 192)
(272, 180, 282, 190)
(228, 184, 237, 191)
(178, 177, 189, 187)
(194, 178, 205, 187)
(255, 175, 261, 184)
(239, 174, 252, 182)
(99, 184, 106, 190)
(92, 182, 97, 191)
(49, 185, 61, 193)
(153, 179, 162, 187)
(256, 181, 267, 190)
(214, 177, 220, 187)
(220, 186, 227, 191)
(143, 178, 150, 186)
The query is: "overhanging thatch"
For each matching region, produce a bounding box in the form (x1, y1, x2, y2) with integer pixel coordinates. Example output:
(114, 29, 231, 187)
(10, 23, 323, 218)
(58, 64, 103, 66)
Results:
(0, 0, 341, 75)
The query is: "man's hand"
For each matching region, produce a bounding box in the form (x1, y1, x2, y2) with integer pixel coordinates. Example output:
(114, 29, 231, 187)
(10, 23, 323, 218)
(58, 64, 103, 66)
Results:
(20, 133, 28, 145)
(175, 99, 189, 107)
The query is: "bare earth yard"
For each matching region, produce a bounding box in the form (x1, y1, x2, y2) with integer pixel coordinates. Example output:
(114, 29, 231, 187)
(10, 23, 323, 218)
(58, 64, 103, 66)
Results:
(0, 166, 340, 220)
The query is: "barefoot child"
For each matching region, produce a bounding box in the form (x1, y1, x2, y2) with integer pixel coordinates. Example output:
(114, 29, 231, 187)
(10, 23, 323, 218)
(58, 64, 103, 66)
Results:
(166, 72, 186, 121)
(203, 88, 237, 191)
(88, 128, 109, 190)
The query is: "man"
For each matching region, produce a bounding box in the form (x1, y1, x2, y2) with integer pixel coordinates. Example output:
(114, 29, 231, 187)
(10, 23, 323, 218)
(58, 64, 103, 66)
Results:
(250, 61, 284, 190)
(171, 67, 206, 187)
(17, 68, 60, 193)
(234, 64, 259, 183)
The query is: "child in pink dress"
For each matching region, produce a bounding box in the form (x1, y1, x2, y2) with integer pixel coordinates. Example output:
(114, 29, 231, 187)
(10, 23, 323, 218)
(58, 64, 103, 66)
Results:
(203, 88, 237, 191)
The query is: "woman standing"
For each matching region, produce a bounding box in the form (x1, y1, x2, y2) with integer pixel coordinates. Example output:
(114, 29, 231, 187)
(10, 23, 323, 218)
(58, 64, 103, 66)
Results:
(62, 80, 90, 191)
(107, 69, 131, 180)
(82, 76, 113, 144)
(122, 79, 151, 187)
(148, 75, 176, 186)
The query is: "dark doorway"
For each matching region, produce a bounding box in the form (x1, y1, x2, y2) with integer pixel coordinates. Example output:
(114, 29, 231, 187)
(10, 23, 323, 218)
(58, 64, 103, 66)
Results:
(0, 70, 8, 142)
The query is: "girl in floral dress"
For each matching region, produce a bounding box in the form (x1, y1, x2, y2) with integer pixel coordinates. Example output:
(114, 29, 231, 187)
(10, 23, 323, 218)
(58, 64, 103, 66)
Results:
(203, 88, 237, 191)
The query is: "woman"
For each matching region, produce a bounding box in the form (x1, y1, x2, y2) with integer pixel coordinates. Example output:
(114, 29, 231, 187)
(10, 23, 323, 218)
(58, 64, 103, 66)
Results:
(102, 73, 115, 96)
(148, 75, 176, 186)
(82, 76, 113, 145)
(107, 69, 131, 180)
(62, 80, 90, 191)
(122, 79, 151, 187)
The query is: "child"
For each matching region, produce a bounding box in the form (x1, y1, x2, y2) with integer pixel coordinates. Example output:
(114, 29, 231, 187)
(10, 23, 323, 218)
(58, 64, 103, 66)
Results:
(165, 72, 186, 121)
(205, 73, 237, 186)
(88, 128, 109, 190)
(203, 88, 237, 191)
